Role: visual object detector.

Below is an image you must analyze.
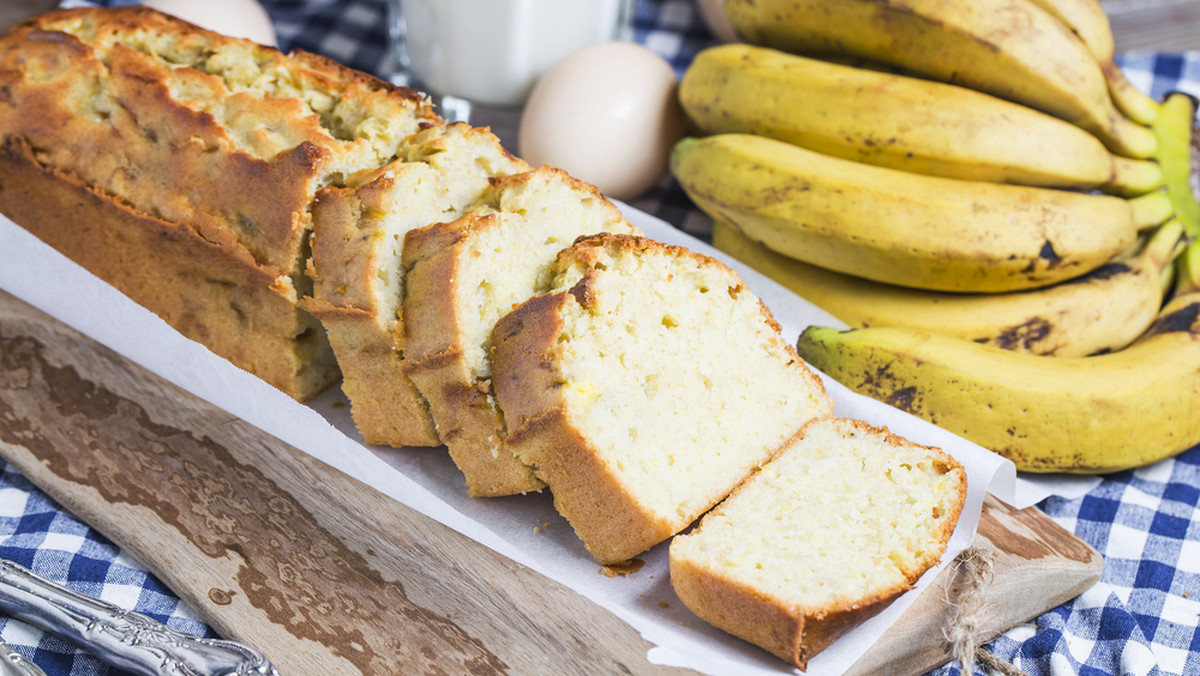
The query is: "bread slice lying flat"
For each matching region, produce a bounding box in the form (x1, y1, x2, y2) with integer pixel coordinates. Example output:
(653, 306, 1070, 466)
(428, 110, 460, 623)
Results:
(304, 123, 529, 447)
(669, 417, 967, 671)
(491, 234, 833, 562)
(403, 169, 640, 496)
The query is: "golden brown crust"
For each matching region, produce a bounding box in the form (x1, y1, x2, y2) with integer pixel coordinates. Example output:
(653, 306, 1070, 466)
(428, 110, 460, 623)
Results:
(489, 291, 573, 438)
(14, 7, 427, 109)
(0, 134, 337, 400)
(303, 174, 441, 447)
(491, 291, 678, 560)
(0, 7, 435, 278)
(403, 213, 545, 495)
(670, 550, 907, 670)
(668, 552, 808, 667)
(668, 417, 967, 671)
(0, 6, 442, 403)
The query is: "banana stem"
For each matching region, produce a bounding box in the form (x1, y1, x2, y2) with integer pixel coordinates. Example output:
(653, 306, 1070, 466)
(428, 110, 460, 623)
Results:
(1152, 92, 1200, 237)
(1129, 190, 1174, 229)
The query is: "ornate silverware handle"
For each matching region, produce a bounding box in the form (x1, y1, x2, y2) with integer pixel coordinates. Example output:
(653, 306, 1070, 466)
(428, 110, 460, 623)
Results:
(0, 560, 278, 676)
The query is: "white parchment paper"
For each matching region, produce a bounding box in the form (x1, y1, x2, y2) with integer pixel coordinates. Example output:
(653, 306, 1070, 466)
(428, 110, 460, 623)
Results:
(0, 205, 1016, 676)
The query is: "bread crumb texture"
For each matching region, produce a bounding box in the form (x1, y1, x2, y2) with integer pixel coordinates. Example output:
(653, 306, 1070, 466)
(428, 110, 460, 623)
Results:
(669, 417, 967, 668)
(454, 169, 637, 382)
(677, 418, 964, 608)
(550, 236, 831, 520)
(310, 124, 528, 322)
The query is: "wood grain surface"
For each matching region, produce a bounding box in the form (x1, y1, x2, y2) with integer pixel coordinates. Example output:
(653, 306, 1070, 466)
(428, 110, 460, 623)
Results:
(0, 289, 1103, 675)
(0, 290, 683, 675)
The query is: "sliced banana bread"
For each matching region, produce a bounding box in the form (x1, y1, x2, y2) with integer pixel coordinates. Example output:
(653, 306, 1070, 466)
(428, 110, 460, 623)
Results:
(304, 123, 529, 447)
(0, 6, 440, 400)
(490, 234, 833, 561)
(403, 169, 640, 495)
(669, 417, 967, 671)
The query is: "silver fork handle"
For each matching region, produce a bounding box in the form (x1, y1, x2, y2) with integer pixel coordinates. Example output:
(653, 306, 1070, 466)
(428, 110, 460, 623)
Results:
(0, 560, 278, 676)
(0, 640, 46, 676)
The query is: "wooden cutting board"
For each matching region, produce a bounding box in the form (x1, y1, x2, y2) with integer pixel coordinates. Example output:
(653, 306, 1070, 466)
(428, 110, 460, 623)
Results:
(0, 289, 1101, 675)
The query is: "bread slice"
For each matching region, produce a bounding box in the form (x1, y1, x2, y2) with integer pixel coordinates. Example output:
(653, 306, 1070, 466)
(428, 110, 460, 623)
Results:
(490, 234, 834, 561)
(0, 7, 441, 400)
(669, 417, 967, 671)
(303, 123, 529, 447)
(403, 169, 640, 495)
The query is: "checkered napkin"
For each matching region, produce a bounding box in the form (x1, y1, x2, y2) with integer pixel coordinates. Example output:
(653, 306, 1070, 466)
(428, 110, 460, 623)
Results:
(3, 1, 1198, 674)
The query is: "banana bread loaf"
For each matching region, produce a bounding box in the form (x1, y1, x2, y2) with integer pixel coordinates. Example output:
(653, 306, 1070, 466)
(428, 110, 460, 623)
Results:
(0, 6, 440, 399)
(669, 417, 967, 671)
(303, 123, 529, 447)
(403, 168, 640, 495)
(490, 234, 834, 563)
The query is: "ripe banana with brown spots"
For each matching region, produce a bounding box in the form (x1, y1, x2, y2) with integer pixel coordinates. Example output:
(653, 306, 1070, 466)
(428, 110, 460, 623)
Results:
(680, 43, 1164, 195)
(714, 219, 1184, 357)
(1026, 0, 1160, 126)
(671, 133, 1172, 293)
(794, 236, 1200, 473)
(722, 0, 1158, 159)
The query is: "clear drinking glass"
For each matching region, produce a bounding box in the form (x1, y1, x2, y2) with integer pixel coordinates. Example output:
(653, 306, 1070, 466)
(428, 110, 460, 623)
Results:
(387, 0, 633, 141)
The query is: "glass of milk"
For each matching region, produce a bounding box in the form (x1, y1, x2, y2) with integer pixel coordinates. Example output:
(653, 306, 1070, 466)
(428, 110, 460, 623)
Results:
(388, 0, 633, 125)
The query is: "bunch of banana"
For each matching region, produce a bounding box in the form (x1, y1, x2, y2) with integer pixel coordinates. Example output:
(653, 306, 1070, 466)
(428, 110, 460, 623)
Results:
(794, 237, 1200, 473)
(714, 219, 1184, 357)
(669, 0, 1200, 469)
(721, 0, 1157, 158)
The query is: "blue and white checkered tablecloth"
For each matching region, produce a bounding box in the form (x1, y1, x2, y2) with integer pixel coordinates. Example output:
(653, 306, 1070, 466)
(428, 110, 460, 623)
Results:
(4, 1, 1200, 674)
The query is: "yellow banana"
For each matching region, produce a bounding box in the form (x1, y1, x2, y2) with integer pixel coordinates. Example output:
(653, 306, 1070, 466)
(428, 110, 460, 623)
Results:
(1026, 0, 1160, 126)
(1106, 155, 1166, 198)
(794, 265, 1200, 473)
(723, 0, 1157, 159)
(680, 44, 1163, 194)
(714, 219, 1184, 357)
(671, 133, 1170, 293)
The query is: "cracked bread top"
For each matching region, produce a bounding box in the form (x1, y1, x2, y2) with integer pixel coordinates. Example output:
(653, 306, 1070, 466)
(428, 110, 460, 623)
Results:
(307, 122, 529, 330)
(0, 6, 441, 283)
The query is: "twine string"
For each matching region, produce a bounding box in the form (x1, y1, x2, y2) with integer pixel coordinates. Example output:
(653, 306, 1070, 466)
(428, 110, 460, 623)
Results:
(942, 547, 1027, 676)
